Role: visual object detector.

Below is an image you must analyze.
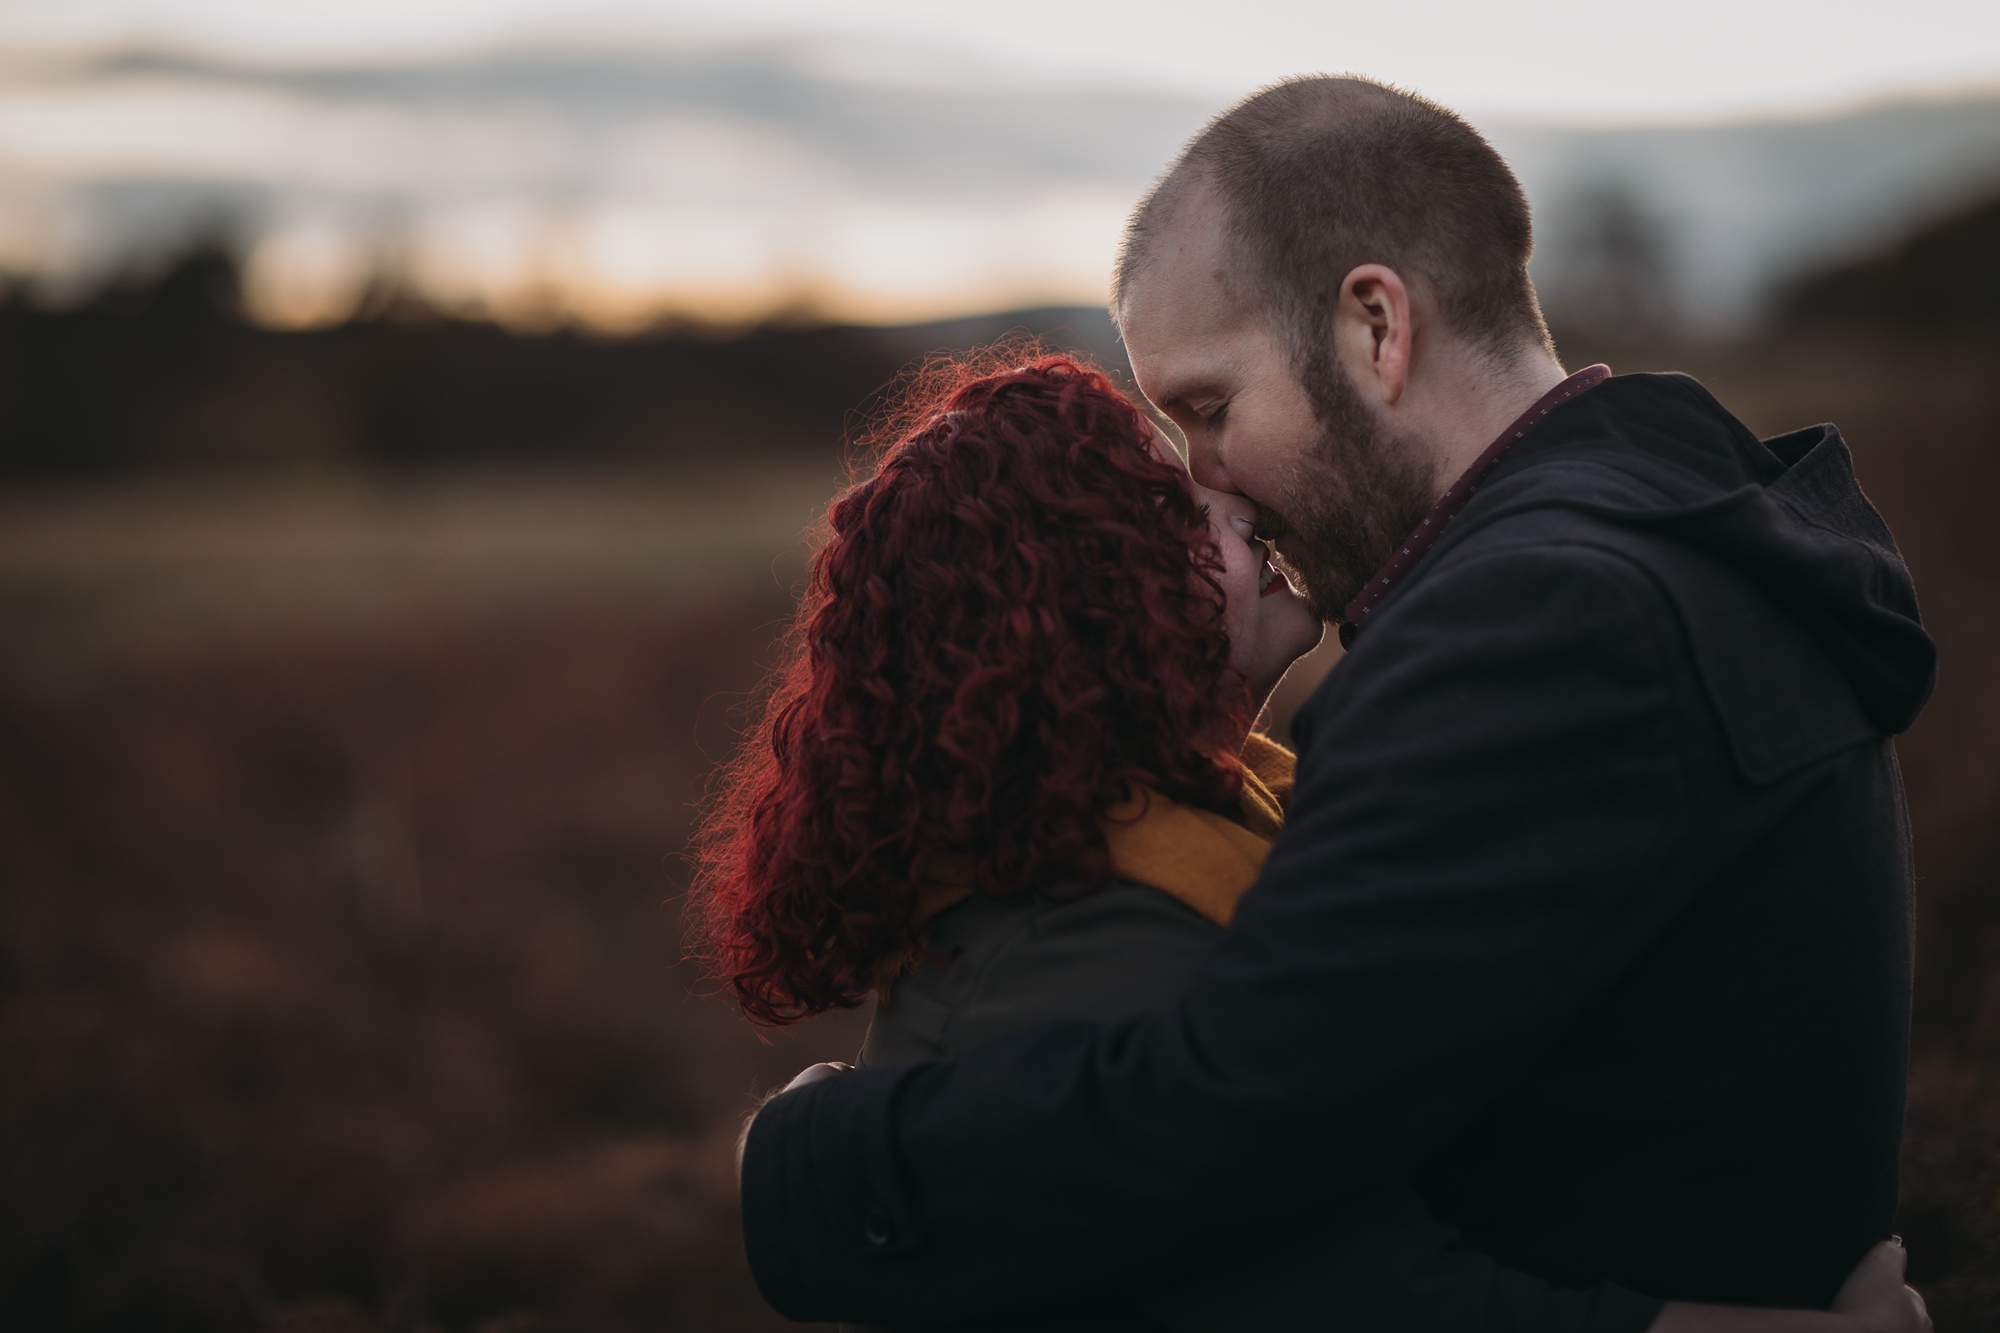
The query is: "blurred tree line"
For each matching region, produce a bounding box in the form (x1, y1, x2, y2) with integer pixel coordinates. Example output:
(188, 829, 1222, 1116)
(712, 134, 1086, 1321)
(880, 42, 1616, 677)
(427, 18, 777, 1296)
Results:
(0, 187, 1993, 480)
(0, 248, 1121, 478)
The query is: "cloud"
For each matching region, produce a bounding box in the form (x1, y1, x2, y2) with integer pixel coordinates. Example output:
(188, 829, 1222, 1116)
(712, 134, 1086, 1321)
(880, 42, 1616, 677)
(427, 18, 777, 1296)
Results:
(2, 43, 1997, 331)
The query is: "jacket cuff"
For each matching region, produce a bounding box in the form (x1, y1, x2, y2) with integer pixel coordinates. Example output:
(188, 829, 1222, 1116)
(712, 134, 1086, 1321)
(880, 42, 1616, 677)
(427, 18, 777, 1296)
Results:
(740, 1063, 930, 1321)
(1581, 1284, 1666, 1333)
(1486, 1265, 1665, 1333)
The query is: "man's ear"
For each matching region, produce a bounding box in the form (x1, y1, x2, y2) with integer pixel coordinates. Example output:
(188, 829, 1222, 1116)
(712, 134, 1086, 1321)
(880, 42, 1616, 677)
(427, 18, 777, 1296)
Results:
(1334, 264, 1413, 407)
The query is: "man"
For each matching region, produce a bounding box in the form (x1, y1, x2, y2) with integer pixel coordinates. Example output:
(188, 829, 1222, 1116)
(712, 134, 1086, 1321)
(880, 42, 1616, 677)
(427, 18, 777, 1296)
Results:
(738, 77, 1936, 1325)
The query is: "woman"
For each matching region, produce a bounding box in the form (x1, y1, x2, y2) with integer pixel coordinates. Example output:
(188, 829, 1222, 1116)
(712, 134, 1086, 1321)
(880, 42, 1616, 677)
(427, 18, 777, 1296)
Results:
(691, 354, 1926, 1333)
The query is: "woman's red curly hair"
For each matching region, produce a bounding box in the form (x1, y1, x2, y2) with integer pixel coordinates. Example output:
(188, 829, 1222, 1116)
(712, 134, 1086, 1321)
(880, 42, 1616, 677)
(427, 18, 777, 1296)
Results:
(687, 352, 1252, 1025)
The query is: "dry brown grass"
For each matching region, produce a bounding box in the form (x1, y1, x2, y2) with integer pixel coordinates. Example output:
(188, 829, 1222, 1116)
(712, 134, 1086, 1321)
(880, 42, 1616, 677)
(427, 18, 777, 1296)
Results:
(1, 462, 869, 1331)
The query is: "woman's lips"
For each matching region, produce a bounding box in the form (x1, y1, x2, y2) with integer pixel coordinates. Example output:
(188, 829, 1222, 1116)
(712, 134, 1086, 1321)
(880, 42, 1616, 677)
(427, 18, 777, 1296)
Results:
(1259, 561, 1289, 597)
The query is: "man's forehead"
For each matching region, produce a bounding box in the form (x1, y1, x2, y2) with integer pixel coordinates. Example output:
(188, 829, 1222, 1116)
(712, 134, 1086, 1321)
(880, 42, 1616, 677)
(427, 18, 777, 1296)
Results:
(1122, 193, 1232, 314)
(1122, 278, 1256, 408)
(1118, 190, 1255, 393)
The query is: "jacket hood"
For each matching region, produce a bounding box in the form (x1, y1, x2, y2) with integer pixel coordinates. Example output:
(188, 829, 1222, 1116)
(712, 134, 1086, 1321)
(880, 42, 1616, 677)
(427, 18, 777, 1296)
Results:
(1491, 373, 1937, 737)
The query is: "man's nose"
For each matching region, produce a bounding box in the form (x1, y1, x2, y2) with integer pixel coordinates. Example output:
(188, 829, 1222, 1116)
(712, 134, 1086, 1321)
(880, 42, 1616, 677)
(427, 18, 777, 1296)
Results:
(1185, 431, 1237, 495)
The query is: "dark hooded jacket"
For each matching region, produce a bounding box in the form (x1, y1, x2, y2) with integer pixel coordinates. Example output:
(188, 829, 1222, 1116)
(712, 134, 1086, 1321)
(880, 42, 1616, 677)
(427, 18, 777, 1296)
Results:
(740, 373, 1937, 1326)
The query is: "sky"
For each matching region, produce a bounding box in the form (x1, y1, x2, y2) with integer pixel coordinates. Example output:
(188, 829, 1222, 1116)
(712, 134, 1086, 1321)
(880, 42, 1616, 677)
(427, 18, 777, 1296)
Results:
(1, 0, 1997, 329)
(5, 0, 1998, 122)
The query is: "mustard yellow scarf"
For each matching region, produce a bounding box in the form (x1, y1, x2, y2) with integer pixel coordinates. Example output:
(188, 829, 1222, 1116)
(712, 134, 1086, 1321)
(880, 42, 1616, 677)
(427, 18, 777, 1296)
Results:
(908, 731, 1295, 932)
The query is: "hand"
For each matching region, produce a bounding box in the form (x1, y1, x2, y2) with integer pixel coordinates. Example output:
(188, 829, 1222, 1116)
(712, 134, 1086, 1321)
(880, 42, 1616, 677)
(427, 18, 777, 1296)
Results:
(1648, 1238, 1931, 1333)
(1831, 1239, 1931, 1333)
(783, 1061, 857, 1093)
(737, 1062, 857, 1181)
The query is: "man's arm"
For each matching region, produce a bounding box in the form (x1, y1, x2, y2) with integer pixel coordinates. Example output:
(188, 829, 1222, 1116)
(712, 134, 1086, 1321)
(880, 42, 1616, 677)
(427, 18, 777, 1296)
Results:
(744, 543, 1707, 1325)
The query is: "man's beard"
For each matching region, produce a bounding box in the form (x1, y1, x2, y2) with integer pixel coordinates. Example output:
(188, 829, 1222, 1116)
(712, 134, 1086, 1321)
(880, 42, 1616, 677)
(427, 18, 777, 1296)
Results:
(1257, 358, 1438, 625)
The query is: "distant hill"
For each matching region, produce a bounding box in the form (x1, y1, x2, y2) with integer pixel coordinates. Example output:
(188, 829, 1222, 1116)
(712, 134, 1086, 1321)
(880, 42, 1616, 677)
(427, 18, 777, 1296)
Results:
(1492, 95, 2000, 333)
(1776, 191, 2000, 326)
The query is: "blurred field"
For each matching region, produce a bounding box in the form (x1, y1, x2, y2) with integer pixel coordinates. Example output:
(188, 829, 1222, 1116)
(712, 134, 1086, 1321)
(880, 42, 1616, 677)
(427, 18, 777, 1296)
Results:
(0, 462, 872, 1331)
(2, 333, 1998, 1331)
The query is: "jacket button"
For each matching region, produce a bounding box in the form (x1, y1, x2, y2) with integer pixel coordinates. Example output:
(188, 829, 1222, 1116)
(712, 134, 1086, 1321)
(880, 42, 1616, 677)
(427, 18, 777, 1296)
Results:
(863, 1204, 895, 1247)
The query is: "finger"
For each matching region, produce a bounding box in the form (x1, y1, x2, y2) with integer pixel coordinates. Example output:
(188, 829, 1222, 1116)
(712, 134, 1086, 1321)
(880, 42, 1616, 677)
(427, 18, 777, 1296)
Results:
(783, 1061, 855, 1094)
(1833, 1239, 1915, 1312)
(1853, 1238, 1908, 1279)
(739, 1062, 858, 1181)
(1876, 1237, 1910, 1280)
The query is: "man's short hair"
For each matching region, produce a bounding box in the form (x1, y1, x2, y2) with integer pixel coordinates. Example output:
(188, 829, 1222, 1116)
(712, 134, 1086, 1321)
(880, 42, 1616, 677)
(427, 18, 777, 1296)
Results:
(1116, 76, 1554, 368)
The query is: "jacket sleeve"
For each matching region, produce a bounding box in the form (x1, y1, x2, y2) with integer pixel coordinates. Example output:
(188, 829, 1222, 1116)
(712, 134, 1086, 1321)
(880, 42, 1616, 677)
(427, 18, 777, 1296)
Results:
(1149, 1180, 1662, 1333)
(871, 885, 1668, 1333)
(742, 543, 1695, 1326)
